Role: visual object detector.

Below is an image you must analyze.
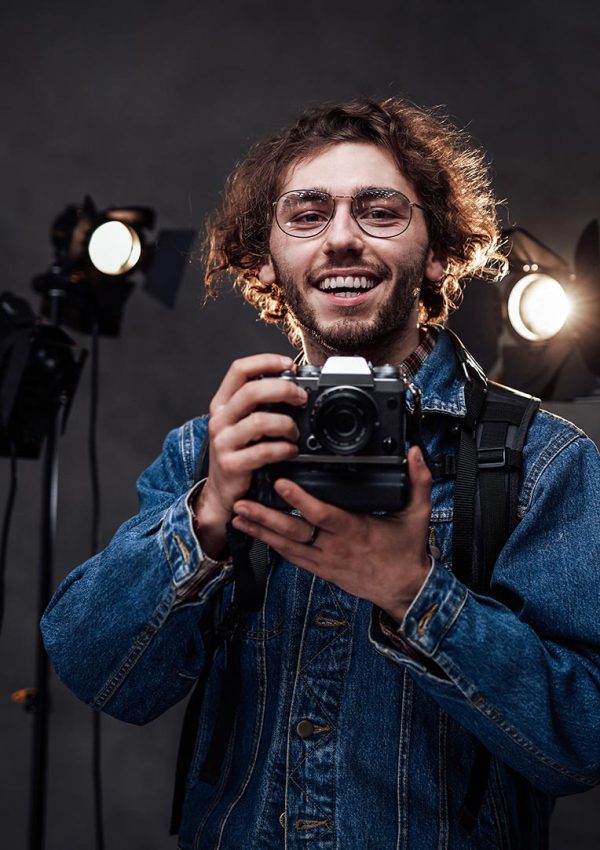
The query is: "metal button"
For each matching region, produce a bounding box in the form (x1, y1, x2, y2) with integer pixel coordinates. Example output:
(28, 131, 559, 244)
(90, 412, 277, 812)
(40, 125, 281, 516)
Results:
(296, 719, 315, 739)
(279, 811, 287, 828)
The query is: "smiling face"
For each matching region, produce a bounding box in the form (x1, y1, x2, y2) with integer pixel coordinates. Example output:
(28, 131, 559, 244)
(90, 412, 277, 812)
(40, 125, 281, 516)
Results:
(259, 142, 445, 365)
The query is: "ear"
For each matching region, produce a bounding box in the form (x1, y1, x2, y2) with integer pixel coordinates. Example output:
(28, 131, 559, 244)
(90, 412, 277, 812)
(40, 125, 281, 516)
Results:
(424, 246, 445, 283)
(258, 256, 276, 285)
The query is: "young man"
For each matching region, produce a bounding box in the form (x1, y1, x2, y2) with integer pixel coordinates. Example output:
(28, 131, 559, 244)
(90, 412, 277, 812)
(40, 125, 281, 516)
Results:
(42, 98, 600, 849)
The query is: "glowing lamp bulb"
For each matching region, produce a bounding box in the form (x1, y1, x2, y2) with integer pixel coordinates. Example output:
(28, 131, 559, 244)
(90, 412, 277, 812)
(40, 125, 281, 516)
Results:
(507, 273, 570, 341)
(88, 221, 142, 275)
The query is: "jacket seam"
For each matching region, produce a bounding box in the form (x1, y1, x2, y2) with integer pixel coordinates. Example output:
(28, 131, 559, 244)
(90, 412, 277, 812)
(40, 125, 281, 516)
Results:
(519, 430, 581, 515)
(433, 651, 597, 788)
(91, 583, 175, 709)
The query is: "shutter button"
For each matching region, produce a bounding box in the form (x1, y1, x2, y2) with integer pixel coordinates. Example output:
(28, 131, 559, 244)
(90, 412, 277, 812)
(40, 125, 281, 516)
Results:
(296, 719, 315, 738)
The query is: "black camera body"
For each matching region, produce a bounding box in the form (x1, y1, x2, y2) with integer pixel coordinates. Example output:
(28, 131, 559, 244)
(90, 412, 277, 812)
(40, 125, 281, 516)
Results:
(250, 356, 409, 513)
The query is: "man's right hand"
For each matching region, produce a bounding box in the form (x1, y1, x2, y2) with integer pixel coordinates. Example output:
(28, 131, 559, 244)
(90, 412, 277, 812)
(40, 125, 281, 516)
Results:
(192, 354, 308, 560)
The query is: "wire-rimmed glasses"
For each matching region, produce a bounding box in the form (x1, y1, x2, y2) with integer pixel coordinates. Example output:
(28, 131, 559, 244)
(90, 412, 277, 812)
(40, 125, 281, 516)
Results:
(273, 188, 426, 239)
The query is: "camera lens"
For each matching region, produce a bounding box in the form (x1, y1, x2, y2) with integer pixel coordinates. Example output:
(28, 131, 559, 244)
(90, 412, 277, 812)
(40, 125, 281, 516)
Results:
(311, 387, 378, 454)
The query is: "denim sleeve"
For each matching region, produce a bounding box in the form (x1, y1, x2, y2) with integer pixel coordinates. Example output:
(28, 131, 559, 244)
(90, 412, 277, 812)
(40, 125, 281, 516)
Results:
(369, 432, 600, 796)
(40, 417, 233, 725)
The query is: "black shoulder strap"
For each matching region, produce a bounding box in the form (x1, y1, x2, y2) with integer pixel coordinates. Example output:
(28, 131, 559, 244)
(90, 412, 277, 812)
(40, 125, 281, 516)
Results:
(444, 332, 540, 833)
(170, 431, 273, 833)
(457, 381, 540, 831)
(446, 330, 540, 591)
(474, 382, 540, 592)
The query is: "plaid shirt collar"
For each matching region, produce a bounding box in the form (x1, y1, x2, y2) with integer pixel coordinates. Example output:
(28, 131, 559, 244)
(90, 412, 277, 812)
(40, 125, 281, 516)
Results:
(398, 325, 439, 383)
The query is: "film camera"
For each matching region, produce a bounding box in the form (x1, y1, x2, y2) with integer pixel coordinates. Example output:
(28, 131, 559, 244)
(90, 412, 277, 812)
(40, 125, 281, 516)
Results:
(250, 356, 412, 513)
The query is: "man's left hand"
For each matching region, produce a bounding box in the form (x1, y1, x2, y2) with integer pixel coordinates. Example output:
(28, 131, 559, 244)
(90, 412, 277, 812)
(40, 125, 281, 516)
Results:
(231, 445, 432, 623)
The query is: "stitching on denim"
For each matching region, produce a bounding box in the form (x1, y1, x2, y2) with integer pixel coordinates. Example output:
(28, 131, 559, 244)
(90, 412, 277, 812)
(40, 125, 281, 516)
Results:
(519, 426, 580, 514)
(160, 514, 176, 577)
(254, 570, 301, 843)
(410, 582, 468, 657)
(396, 670, 412, 850)
(214, 574, 272, 850)
(490, 757, 510, 850)
(193, 716, 238, 850)
(91, 585, 175, 708)
(297, 580, 352, 672)
(284, 575, 316, 850)
(437, 708, 449, 850)
(181, 420, 194, 490)
(284, 583, 353, 840)
(433, 651, 596, 787)
(288, 773, 332, 821)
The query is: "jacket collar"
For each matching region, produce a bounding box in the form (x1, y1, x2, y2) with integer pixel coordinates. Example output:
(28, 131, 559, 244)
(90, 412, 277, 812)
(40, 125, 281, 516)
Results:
(409, 328, 469, 418)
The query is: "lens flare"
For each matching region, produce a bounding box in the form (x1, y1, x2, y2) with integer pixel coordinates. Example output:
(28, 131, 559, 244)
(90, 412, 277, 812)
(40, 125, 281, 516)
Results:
(507, 273, 570, 341)
(88, 221, 142, 275)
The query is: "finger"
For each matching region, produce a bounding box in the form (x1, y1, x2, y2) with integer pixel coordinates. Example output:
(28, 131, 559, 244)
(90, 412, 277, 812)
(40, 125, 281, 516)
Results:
(233, 499, 317, 545)
(231, 514, 323, 572)
(211, 378, 307, 434)
(220, 439, 299, 474)
(210, 354, 294, 412)
(272, 478, 351, 534)
(406, 446, 432, 511)
(218, 411, 300, 453)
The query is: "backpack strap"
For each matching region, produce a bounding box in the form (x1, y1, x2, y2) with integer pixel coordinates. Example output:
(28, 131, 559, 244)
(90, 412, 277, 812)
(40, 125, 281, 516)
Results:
(444, 332, 540, 832)
(474, 383, 540, 592)
(170, 431, 274, 832)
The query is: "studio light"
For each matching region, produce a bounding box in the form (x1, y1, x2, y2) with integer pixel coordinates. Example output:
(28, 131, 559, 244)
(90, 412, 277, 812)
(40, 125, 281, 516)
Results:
(506, 271, 571, 342)
(87, 220, 142, 275)
(496, 225, 600, 399)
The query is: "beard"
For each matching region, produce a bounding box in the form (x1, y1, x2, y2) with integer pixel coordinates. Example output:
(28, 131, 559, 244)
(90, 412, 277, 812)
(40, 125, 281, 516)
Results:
(272, 248, 428, 361)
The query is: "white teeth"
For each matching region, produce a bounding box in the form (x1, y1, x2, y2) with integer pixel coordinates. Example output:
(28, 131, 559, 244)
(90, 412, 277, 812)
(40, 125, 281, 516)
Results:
(318, 275, 378, 292)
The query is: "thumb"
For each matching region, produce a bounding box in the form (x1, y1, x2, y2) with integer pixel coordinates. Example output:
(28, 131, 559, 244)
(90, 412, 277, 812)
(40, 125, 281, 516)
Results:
(406, 445, 432, 511)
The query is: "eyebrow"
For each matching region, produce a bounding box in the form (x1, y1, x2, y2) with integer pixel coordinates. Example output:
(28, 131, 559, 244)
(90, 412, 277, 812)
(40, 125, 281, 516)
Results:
(287, 185, 404, 196)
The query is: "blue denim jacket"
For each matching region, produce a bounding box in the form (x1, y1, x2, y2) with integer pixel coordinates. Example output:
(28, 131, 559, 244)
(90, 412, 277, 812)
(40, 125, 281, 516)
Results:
(41, 330, 600, 850)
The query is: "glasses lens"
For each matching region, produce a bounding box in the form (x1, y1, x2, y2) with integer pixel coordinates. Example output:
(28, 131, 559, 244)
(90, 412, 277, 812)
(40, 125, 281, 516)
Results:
(275, 191, 333, 237)
(353, 190, 412, 237)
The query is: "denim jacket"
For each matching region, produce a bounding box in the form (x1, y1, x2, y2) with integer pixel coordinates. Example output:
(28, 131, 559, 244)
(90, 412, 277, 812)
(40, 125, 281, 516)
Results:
(41, 330, 600, 850)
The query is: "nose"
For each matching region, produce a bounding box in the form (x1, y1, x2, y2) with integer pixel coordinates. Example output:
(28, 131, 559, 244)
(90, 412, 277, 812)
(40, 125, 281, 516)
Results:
(321, 200, 365, 255)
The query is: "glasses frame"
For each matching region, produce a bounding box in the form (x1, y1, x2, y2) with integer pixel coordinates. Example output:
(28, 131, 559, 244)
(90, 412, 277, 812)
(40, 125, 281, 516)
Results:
(272, 188, 426, 239)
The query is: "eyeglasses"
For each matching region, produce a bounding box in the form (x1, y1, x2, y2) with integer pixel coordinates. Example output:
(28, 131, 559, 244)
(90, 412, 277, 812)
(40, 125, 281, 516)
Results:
(273, 188, 426, 239)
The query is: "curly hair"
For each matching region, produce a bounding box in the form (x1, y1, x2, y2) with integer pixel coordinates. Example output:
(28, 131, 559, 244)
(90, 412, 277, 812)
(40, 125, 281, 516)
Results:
(203, 97, 506, 345)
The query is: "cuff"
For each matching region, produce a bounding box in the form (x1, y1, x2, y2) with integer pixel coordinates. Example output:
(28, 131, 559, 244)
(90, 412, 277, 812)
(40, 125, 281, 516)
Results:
(369, 560, 467, 674)
(400, 560, 468, 657)
(160, 479, 231, 599)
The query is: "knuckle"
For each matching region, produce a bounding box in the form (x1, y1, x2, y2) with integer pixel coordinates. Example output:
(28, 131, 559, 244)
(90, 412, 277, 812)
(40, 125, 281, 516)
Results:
(250, 410, 269, 432)
(207, 416, 220, 439)
(220, 454, 236, 475)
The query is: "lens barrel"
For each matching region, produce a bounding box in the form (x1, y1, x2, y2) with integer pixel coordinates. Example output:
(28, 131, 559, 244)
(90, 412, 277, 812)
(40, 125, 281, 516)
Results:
(311, 387, 378, 454)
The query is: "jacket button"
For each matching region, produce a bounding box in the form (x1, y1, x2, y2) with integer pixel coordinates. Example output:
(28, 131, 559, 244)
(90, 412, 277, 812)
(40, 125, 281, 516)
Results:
(279, 812, 286, 828)
(296, 719, 315, 738)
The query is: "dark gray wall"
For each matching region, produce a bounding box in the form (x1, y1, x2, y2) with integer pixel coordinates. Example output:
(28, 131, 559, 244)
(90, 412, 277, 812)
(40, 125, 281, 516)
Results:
(1, 1, 599, 847)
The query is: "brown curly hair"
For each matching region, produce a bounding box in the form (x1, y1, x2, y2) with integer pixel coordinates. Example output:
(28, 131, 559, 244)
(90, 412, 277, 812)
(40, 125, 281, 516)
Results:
(203, 97, 506, 345)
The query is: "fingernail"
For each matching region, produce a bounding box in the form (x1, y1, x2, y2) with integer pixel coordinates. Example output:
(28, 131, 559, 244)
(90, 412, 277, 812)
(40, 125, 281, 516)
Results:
(275, 480, 290, 497)
(416, 448, 424, 464)
(235, 506, 249, 517)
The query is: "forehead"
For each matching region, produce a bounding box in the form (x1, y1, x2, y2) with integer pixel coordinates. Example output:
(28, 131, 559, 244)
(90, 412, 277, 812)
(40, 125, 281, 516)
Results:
(280, 142, 415, 197)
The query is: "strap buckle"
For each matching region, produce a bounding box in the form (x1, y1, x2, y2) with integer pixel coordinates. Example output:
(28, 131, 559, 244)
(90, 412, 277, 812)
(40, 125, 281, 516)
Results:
(477, 447, 506, 469)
